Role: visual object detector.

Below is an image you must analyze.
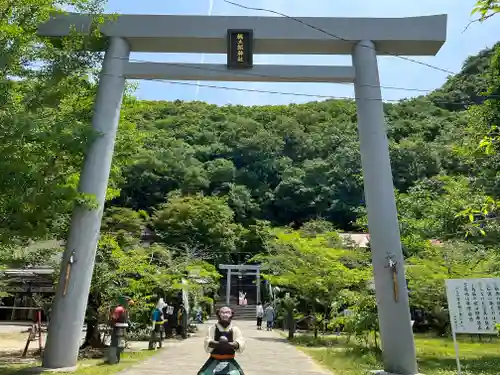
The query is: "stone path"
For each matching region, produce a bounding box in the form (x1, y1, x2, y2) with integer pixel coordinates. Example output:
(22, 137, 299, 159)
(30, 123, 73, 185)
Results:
(119, 320, 333, 375)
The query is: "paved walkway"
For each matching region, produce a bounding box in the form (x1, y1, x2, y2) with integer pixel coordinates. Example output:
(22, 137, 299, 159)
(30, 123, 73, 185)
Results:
(119, 320, 332, 375)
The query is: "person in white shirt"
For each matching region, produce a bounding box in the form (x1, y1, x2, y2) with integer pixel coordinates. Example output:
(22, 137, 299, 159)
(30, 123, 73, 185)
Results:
(256, 302, 264, 330)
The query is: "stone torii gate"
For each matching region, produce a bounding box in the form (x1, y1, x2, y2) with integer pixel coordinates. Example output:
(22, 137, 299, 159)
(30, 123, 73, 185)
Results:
(38, 13, 447, 374)
(219, 264, 261, 305)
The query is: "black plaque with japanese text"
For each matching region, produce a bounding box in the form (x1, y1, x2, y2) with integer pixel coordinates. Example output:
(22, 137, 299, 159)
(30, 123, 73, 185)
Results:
(227, 29, 253, 69)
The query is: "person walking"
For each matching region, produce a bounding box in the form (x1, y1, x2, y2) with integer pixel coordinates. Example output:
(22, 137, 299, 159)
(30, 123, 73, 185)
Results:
(264, 303, 275, 331)
(256, 302, 264, 330)
(149, 298, 165, 350)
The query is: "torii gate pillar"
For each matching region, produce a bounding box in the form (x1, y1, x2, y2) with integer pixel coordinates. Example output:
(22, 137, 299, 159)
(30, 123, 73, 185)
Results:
(353, 40, 417, 375)
(42, 37, 130, 370)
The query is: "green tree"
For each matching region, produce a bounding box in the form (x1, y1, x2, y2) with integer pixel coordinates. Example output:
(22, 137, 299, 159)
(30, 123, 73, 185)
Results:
(254, 229, 372, 337)
(0, 0, 137, 243)
(406, 241, 499, 334)
(101, 207, 148, 248)
(471, 0, 500, 22)
(82, 233, 220, 348)
(152, 194, 244, 263)
(454, 44, 500, 232)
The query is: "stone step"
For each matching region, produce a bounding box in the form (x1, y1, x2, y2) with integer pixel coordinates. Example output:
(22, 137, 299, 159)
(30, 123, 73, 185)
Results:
(214, 305, 257, 310)
(213, 304, 257, 320)
(215, 305, 257, 311)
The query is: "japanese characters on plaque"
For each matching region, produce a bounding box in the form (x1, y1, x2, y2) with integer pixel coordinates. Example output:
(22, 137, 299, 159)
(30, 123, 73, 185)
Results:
(445, 278, 500, 334)
(227, 29, 253, 69)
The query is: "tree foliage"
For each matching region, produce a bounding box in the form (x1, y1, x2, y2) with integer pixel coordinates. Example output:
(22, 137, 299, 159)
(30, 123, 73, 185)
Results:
(253, 228, 374, 339)
(255, 229, 371, 304)
(472, 0, 500, 22)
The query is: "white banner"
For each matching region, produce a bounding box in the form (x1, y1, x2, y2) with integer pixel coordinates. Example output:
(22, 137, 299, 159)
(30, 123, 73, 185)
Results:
(181, 278, 190, 314)
(445, 278, 500, 334)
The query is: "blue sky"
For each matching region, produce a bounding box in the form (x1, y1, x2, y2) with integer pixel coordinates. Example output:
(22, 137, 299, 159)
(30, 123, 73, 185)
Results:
(105, 0, 500, 106)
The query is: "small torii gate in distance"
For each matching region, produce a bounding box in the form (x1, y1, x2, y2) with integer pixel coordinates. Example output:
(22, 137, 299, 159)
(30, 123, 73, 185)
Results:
(219, 264, 262, 306)
(38, 12, 447, 375)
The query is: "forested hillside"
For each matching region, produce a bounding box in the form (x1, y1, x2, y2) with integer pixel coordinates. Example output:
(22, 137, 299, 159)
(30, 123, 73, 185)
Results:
(118, 95, 462, 226)
(2, 40, 500, 263)
(100, 42, 498, 258)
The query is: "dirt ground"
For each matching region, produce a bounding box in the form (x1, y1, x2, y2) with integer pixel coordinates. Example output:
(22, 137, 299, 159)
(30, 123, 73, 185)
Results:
(0, 325, 36, 350)
(0, 325, 42, 364)
(0, 324, 154, 365)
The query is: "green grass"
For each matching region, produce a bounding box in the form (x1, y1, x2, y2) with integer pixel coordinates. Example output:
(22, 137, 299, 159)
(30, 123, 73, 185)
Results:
(293, 334, 500, 375)
(0, 350, 157, 375)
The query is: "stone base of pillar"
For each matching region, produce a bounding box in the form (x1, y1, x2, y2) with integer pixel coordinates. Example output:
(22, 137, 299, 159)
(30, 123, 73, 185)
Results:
(370, 370, 424, 375)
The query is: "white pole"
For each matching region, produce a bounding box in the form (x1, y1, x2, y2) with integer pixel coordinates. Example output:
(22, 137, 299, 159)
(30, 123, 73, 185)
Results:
(226, 269, 231, 305)
(42, 36, 130, 370)
(352, 40, 417, 374)
(256, 268, 261, 304)
(451, 322, 462, 375)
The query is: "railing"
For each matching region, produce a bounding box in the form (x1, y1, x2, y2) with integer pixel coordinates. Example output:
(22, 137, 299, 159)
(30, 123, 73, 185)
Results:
(0, 305, 47, 323)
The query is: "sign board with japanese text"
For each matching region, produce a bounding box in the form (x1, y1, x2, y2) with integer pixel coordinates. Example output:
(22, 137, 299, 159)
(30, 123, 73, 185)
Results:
(227, 29, 253, 69)
(445, 278, 500, 334)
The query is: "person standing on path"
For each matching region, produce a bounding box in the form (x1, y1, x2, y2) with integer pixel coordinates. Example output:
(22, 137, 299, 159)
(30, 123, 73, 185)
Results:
(264, 303, 275, 331)
(161, 300, 173, 338)
(256, 302, 264, 330)
(108, 296, 134, 364)
(164, 301, 175, 338)
(149, 298, 165, 350)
